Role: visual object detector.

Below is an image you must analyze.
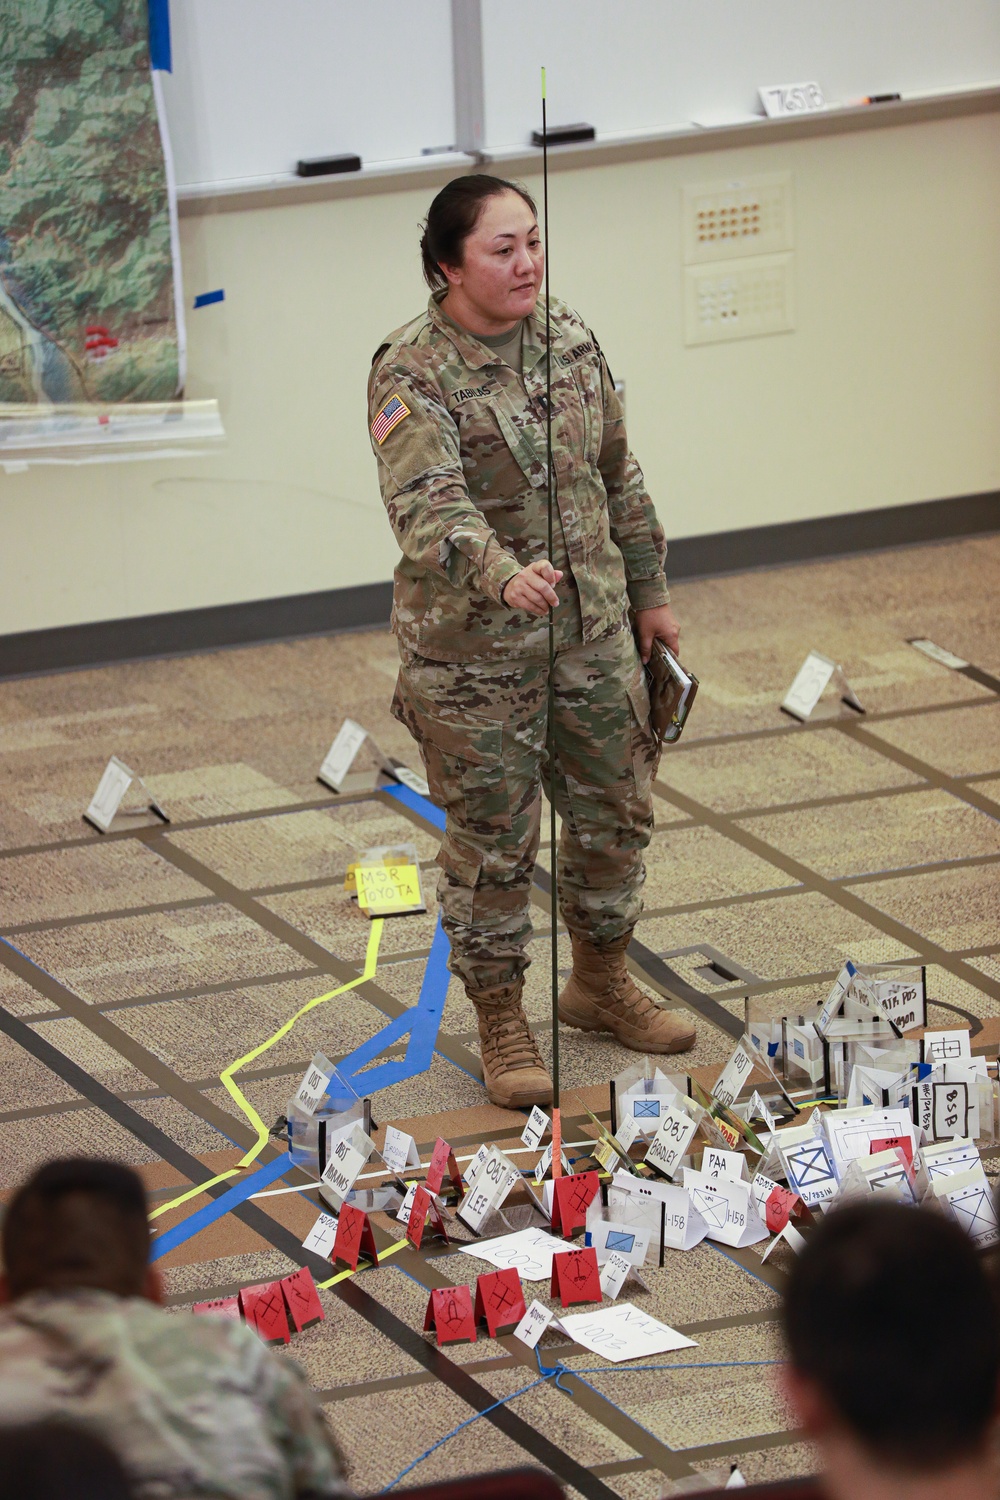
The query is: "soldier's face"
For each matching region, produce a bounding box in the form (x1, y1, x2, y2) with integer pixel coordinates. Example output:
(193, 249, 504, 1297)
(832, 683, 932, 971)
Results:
(442, 191, 543, 330)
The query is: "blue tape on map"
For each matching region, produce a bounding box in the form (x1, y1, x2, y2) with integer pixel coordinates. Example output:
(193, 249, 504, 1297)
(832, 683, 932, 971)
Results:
(337, 915, 451, 1095)
(382, 780, 446, 830)
(150, 1153, 291, 1261)
(193, 289, 225, 309)
(147, 0, 172, 71)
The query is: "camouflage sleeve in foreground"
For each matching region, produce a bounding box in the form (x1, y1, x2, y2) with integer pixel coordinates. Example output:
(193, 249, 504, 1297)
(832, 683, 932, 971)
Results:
(594, 339, 670, 611)
(369, 350, 522, 605)
(263, 1346, 352, 1499)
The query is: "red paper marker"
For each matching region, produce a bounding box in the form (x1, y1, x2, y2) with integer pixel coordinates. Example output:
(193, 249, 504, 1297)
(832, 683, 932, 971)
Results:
(871, 1136, 914, 1170)
(192, 1295, 240, 1319)
(764, 1184, 803, 1235)
(280, 1267, 325, 1331)
(551, 1246, 602, 1308)
(551, 1170, 599, 1238)
(239, 1281, 291, 1343)
(333, 1203, 380, 1271)
(406, 1186, 450, 1250)
(474, 1268, 526, 1337)
(426, 1137, 463, 1197)
(424, 1285, 477, 1345)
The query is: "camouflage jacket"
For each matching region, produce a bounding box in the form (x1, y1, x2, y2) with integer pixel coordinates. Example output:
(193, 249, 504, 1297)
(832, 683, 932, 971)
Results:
(369, 292, 669, 661)
(0, 1290, 349, 1500)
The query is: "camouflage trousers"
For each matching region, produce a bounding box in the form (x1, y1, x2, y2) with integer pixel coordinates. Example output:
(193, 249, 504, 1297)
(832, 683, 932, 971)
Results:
(391, 625, 660, 990)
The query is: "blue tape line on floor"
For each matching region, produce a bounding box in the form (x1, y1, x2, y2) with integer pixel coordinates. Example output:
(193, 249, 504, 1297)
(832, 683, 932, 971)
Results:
(150, 1153, 291, 1261)
(383, 780, 446, 829)
(338, 914, 451, 1095)
(193, 289, 225, 309)
(147, 0, 171, 70)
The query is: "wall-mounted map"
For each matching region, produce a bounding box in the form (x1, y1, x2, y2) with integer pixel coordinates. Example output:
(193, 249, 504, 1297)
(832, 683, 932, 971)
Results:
(0, 0, 183, 403)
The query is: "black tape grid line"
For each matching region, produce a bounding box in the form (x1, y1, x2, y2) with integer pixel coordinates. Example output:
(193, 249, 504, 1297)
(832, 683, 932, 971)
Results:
(147, 834, 485, 1082)
(832, 718, 1000, 823)
(0, 789, 381, 864)
(667, 691, 995, 756)
(0, 999, 629, 1500)
(649, 780, 1000, 1009)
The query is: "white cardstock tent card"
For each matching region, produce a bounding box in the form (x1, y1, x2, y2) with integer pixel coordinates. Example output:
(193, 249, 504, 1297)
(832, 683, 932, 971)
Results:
(933, 1169, 1000, 1250)
(318, 719, 403, 794)
(520, 1106, 550, 1149)
(381, 1126, 422, 1176)
(513, 1299, 555, 1349)
(587, 1217, 652, 1267)
(608, 1171, 709, 1254)
(760, 1222, 807, 1262)
(701, 1147, 747, 1181)
(682, 1168, 768, 1248)
(599, 1251, 634, 1301)
(781, 650, 864, 722)
(293, 1052, 335, 1116)
(772, 1121, 838, 1207)
(84, 756, 169, 833)
(301, 1210, 338, 1257)
(554, 1303, 697, 1362)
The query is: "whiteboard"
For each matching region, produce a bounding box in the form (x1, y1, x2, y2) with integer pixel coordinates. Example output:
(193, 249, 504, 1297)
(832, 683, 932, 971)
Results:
(480, 0, 1000, 149)
(159, 0, 455, 190)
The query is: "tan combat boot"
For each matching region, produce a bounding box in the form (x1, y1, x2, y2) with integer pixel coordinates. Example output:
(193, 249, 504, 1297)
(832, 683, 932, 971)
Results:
(558, 930, 696, 1053)
(468, 980, 553, 1109)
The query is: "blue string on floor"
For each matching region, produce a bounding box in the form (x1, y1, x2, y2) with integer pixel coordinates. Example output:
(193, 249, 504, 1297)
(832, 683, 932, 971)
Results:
(380, 1348, 785, 1490)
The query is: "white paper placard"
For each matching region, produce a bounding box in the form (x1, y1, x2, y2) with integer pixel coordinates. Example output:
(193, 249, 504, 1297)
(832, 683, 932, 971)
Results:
(521, 1106, 550, 1150)
(683, 1168, 768, 1248)
(759, 82, 825, 117)
(382, 1126, 421, 1175)
(396, 1181, 419, 1225)
(458, 1147, 520, 1232)
(615, 1113, 641, 1150)
(923, 1029, 972, 1064)
(85, 756, 136, 832)
(465, 1142, 490, 1189)
(318, 719, 368, 791)
(320, 1125, 372, 1202)
(750, 1171, 781, 1218)
(644, 1104, 698, 1180)
(701, 1147, 746, 1182)
(293, 1052, 334, 1116)
(781, 650, 836, 722)
(532, 1141, 572, 1185)
(599, 1251, 633, 1301)
(391, 764, 430, 797)
(301, 1210, 338, 1257)
(555, 1303, 697, 1362)
(513, 1298, 555, 1349)
(760, 1222, 807, 1262)
(745, 1091, 778, 1132)
(608, 1173, 708, 1253)
(712, 1042, 756, 1109)
(588, 1218, 651, 1267)
(937, 1171, 999, 1249)
(774, 1123, 838, 1206)
(823, 1107, 914, 1171)
(459, 1226, 569, 1283)
(908, 638, 969, 671)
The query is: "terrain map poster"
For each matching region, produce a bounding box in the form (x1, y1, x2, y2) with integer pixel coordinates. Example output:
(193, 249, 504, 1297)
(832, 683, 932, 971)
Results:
(0, 0, 184, 404)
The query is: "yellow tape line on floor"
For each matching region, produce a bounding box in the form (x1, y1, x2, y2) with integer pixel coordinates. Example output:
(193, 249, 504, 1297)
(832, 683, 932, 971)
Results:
(316, 1236, 409, 1289)
(150, 919, 385, 1221)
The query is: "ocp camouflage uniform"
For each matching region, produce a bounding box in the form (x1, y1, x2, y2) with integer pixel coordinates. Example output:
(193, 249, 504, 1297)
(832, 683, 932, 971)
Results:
(0, 1290, 349, 1500)
(369, 292, 668, 992)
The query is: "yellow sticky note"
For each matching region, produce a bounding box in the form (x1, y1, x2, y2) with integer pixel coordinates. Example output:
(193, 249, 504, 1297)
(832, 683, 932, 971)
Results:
(356, 862, 422, 914)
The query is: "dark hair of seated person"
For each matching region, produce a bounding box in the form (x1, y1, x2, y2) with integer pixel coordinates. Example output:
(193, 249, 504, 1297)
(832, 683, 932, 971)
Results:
(783, 1199, 1000, 1471)
(0, 1420, 133, 1500)
(2, 1158, 151, 1299)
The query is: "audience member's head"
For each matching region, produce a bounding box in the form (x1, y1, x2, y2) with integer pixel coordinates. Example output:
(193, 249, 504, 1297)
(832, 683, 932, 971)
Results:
(783, 1201, 1000, 1487)
(0, 1420, 133, 1499)
(0, 1157, 159, 1302)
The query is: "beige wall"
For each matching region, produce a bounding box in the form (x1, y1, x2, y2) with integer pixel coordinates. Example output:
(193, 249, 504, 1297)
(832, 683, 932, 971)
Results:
(3, 110, 999, 636)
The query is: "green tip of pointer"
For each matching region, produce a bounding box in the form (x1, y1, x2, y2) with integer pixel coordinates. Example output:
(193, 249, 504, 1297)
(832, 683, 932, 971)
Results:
(541, 66, 546, 99)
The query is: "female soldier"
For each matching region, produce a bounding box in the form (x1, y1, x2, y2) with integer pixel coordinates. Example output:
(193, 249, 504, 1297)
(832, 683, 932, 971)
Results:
(369, 174, 695, 1109)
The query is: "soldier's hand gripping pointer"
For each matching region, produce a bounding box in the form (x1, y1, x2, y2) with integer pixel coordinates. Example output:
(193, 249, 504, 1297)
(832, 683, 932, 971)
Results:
(502, 559, 563, 616)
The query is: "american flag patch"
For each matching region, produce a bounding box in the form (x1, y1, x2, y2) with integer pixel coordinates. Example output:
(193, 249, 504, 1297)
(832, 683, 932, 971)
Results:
(371, 393, 410, 444)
